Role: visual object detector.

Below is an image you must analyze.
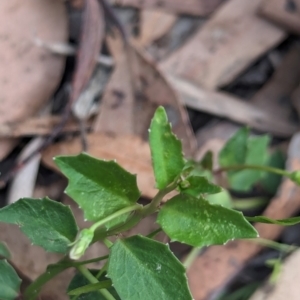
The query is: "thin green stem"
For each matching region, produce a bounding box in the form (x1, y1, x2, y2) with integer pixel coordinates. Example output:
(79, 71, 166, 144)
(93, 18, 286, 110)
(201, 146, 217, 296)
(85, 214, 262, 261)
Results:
(24, 255, 109, 299)
(214, 164, 290, 177)
(232, 197, 268, 210)
(96, 260, 108, 279)
(249, 238, 298, 253)
(146, 228, 162, 239)
(73, 255, 109, 266)
(77, 265, 116, 300)
(142, 181, 178, 216)
(90, 203, 142, 232)
(103, 238, 113, 248)
(95, 181, 178, 240)
(183, 247, 202, 270)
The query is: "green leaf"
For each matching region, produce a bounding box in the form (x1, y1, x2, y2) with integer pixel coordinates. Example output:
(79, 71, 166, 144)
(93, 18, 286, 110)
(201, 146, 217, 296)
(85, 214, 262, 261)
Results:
(67, 271, 120, 300)
(246, 215, 300, 226)
(219, 127, 249, 168)
(149, 106, 184, 189)
(179, 175, 222, 197)
(69, 228, 94, 260)
(199, 151, 213, 171)
(261, 150, 285, 194)
(55, 153, 140, 222)
(0, 260, 21, 300)
(0, 198, 78, 253)
(229, 135, 270, 191)
(206, 190, 232, 208)
(157, 194, 258, 247)
(107, 235, 192, 300)
(0, 242, 11, 259)
(288, 171, 300, 186)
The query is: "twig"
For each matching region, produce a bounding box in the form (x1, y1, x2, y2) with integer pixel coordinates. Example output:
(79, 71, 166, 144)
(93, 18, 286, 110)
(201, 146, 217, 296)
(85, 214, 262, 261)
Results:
(98, 0, 128, 43)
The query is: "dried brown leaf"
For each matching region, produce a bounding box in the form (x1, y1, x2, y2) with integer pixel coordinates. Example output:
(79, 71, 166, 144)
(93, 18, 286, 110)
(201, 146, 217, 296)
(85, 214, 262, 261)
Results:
(110, 0, 224, 16)
(94, 35, 196, 156)
(0, 116, 92, 138)
(137, 10, 177, 47)
(259, 0, 300, 35)
(167, 74, 298, 137)
(71, 0, 105, 103)
(94, 33, 135, 134)
(130, 43, 196, 156)
(160, 0, 286, 89)
(0, 0, 68, 160)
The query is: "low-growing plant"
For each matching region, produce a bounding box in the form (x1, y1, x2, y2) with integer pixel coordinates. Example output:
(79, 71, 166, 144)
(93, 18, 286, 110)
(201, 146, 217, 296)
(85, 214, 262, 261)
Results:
(1, 106, 300, 300)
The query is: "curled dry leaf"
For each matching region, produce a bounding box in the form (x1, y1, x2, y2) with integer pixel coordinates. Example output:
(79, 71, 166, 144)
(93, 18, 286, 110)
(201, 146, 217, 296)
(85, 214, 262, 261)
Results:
(0, 0, 68, 160)
(7, 138, 43, 204)
(71, 0, 105, 104)
(110, 0, 224, 16)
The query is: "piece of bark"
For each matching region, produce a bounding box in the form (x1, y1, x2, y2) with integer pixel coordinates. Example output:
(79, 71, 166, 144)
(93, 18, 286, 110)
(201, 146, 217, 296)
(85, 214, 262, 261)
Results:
(160, 0, 286, 90)
(137, 10, 177, 47)
(0, 0, 68, 160)
(166, 74, 298, 137)
(41, 132, 156, 198)
(0, 116, 92, 138)
(259, 0, 300, 35)
(187, 133, 300, 300)
(250, 249, 300, 300)
(109, 0, 224, 16)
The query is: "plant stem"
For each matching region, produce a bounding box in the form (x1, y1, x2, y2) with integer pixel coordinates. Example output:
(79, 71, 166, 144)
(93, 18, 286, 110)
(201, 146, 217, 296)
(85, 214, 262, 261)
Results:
(103, 238, 113, 248)
(214, 164, 290, 177)
(232, 197, 268, 210)
(183, 247, 202, 270)
(96, 260, 108, 279)
(146, 228, 162, 239)
(90, 203, 142, 232)
(77, 265, 116, 300)
(73, 254, 109, 266)
(24, 255, 109, 299)
(96, 182, 178, 240)
(249, 238, 298, 253)
(142, 181, 178, 216)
